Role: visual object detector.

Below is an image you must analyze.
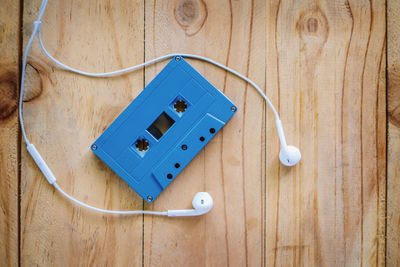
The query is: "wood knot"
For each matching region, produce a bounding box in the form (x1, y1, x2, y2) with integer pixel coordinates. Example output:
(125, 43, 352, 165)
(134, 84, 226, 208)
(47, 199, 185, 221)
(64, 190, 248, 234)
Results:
(174, 0, 207, 36)
(0, 70, 18, 120)
(306, 18, 318, 33)
(297, 8, 329, 44)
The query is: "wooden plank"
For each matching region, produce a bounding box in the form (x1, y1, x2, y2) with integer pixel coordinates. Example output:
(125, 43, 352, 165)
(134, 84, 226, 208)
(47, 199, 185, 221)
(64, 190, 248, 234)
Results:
(21, 1, 145, 265)
(387, 0, 400, 265)
(0, 0, 20, 265)
(265, 0, 386, 266)
(18, 0, 388, 266)
(143, 1, 265, 266)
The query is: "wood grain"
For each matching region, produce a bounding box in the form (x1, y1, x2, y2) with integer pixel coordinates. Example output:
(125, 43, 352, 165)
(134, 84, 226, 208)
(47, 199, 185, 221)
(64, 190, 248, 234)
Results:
(0, 0, 20, 265)
(143, 1, 265, 266)
(21, 1, 145, 266)
(387, 0, 400, 266)
(15, 0, 388, 266)
(265, 0, 386, 266)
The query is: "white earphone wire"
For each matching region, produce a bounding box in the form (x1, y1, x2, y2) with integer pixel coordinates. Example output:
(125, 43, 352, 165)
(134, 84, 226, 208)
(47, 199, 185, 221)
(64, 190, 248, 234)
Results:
(54, 183, 167, 215)
(36, 30, 279, 118)
(20, 0, 286, 215)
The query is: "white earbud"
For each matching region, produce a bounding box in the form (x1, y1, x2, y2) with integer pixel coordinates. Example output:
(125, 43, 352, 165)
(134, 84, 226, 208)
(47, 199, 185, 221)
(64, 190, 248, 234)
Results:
(167, 192, 214, 217)
(279, 145, 301, 166)
(275, 119, 301, 166)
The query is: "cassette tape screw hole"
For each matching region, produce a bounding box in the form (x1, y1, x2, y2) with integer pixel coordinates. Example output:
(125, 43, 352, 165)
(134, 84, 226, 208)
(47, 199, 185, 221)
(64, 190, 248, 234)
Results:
(136, 139, 149, 152)
(175, 56, 181, 61)
(199, 136, 205, 142)
(91, 144, 97, 151)
(209, 128, 216, 134)
(174, 163, 180, 168)
(231, 106, 237, 112)
(147, 196, 153, 202)
(167, 173, 173, 179)
(174, 100, 187, 113)
(181, 144, 188, 150)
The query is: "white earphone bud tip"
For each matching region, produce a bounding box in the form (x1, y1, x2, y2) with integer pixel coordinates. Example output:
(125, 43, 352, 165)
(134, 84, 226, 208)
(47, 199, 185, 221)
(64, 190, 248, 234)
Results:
(279, 145, 301, 166)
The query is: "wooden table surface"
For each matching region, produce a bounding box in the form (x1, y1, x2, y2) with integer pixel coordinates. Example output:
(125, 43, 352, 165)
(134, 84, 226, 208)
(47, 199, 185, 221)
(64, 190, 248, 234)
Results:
(0, 0, 398, 266)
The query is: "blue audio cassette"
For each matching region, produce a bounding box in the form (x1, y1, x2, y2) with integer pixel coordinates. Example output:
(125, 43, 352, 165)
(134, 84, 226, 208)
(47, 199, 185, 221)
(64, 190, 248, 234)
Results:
(91, 56, 237, 203)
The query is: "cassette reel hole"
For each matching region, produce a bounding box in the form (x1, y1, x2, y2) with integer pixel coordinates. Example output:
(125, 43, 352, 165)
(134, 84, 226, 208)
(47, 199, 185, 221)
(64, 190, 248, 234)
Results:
(174, 100, 187, 113)
(135, 138, 149, 152)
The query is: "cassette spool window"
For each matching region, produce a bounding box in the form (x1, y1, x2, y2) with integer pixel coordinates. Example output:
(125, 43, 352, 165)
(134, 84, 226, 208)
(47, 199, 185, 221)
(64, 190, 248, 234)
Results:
(147, 112, 175, 140)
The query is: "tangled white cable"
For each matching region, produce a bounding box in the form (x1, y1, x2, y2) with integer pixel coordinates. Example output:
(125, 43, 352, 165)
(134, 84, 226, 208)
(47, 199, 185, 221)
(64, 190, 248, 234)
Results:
(20, 0, 301, 216)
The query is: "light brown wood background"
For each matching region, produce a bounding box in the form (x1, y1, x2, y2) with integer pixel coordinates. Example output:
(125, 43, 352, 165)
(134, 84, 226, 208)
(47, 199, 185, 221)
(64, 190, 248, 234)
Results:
(0, 0, 396, 266)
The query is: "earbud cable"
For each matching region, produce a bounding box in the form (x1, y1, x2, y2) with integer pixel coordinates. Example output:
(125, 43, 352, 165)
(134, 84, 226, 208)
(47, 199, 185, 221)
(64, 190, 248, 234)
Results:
(54, 183, 167, 215)
(20, 0, 284, 215)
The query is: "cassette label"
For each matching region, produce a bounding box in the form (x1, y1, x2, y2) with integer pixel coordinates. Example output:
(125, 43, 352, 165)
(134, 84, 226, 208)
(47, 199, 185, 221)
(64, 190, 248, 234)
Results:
(91, 56, 237, 202)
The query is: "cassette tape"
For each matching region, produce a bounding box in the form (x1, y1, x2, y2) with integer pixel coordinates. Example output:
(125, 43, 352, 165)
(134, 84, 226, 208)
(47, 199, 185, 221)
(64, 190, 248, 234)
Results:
(91, 56, 237, 203)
